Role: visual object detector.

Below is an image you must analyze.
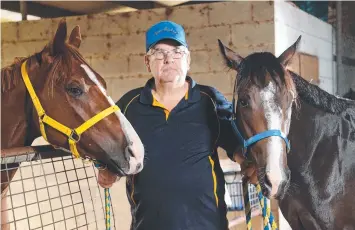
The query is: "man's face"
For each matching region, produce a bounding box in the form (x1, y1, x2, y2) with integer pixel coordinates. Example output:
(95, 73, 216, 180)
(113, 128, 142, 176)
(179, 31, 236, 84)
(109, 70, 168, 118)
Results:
(145, 40, 190, 86)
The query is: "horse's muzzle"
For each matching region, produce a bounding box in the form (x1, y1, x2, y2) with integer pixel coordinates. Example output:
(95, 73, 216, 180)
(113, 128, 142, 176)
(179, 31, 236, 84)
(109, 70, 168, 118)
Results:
(258, 167, 291, 199)
(104, 144, 144, 177)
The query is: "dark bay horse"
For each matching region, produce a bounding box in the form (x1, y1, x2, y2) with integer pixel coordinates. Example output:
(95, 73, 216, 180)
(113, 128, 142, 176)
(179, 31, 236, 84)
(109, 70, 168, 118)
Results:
(1, 18, 144, 229)
(218, 36, 355, 229)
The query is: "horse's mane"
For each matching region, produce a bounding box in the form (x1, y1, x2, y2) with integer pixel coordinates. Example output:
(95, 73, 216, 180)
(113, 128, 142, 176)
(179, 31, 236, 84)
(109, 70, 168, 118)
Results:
(236, 52, 296, 97)
(1, 43, 92, 94)
(289, 70, 355, 114)
(1, 56, 32, 93)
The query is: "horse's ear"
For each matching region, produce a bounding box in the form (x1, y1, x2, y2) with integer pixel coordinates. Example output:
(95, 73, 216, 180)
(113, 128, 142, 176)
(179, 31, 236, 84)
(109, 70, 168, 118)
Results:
(218, 39, 244, 70)
(69, 26, 82, 49)
(278, 35, 301, 66)
(51, 18, 67, 56)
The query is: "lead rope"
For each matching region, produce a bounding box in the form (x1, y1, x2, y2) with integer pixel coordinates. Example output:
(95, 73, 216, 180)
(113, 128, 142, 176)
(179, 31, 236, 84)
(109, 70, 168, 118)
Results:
(104, 187, 112, 230)
(243, 180, 278, 230)
(242, 177, 252, 230)
(255, 184, 278, 230)
(94, 161, 112, 230)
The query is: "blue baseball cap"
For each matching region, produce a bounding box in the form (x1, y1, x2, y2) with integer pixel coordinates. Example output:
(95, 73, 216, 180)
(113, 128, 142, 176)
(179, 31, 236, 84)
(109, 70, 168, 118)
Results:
(145, 20, 188, 52)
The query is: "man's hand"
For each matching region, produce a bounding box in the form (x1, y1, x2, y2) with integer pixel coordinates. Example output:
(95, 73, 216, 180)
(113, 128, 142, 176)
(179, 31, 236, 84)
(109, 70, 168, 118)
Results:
(234, 152, 258, 184)
(241, 161, 258, 184)
(98, 168, 119, 188)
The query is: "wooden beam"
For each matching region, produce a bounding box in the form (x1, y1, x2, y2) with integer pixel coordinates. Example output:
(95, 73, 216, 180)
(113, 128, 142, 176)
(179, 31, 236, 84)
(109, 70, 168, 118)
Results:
(178, 1, 220, 6)
(155, 1, 190, 7)
(35, 1, 123, 14)
(1, 1, 81, 18)
(113, 1, 166, 10)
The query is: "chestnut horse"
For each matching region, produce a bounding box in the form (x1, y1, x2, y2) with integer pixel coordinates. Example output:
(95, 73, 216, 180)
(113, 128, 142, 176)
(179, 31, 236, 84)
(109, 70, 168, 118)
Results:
(218, 36, 355, 229)
(1, 18, 144, 229)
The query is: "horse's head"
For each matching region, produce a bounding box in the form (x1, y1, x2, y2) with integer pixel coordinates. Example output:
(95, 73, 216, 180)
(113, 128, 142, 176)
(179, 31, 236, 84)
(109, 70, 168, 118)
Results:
(218, 36, 301, 199)
(24, 18, 144, 176)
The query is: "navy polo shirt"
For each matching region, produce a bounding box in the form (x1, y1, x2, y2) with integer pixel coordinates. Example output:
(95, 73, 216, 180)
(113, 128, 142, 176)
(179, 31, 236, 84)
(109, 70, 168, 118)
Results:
(116, 76, 239, 230)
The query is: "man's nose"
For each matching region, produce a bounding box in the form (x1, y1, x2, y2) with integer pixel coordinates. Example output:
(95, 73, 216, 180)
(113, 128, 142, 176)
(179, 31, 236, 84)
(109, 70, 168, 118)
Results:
(164, 54, 174, 64)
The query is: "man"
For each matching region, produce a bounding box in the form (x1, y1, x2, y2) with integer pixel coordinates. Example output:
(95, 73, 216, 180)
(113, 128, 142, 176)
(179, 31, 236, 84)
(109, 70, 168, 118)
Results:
(98, 20, 246, 230)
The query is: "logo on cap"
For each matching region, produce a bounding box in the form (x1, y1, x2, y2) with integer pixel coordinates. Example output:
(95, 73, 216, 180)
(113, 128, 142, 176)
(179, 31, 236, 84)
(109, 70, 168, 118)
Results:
(154, 26, 178, 36)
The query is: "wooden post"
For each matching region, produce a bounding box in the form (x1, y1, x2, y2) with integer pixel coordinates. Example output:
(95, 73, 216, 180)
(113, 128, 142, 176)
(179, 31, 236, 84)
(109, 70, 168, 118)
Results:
(20, 1, 27, 21)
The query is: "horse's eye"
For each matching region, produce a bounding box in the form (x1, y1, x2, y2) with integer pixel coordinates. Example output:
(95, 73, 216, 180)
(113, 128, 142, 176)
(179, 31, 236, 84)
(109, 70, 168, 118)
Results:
(66, 85, 83, 97)
(239, 98, 249, 108)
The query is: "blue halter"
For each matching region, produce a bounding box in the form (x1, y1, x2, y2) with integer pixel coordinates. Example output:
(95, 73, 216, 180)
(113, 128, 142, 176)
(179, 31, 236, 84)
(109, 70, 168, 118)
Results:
(231, 96, 291, 157)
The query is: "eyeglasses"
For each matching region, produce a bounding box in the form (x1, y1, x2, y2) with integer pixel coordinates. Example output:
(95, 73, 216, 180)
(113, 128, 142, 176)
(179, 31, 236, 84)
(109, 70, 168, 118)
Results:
(148, 48, 187, 60)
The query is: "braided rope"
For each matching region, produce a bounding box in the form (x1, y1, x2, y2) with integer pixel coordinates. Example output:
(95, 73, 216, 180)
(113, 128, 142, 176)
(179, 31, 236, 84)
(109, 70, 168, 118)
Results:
(105, 188, 112, 230)
(243, 178, 252, 230)
(243, 181, 278, 230)
(94, 162, 112, 230)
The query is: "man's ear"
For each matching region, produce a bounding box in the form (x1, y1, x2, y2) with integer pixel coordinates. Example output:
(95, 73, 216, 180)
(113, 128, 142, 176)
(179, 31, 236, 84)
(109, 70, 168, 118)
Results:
(144, 55, 151, 72)
(187, 52, 191, 71)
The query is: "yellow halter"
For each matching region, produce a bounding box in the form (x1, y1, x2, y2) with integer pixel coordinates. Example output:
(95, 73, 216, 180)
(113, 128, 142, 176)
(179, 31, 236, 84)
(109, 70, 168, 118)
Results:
(21, 60, 120, 158)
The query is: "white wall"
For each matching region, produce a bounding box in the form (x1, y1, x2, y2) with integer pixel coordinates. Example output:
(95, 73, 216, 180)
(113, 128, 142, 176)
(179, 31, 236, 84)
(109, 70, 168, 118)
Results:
(274, 1, 335, 94)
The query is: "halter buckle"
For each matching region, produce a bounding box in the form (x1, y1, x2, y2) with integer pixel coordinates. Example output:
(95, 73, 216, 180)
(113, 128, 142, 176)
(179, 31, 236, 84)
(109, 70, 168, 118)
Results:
(69, 130, 81, 142)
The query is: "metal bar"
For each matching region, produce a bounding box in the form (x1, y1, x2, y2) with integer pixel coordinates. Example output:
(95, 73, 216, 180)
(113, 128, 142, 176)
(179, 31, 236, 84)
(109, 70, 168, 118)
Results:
(1, 145, 71, 164)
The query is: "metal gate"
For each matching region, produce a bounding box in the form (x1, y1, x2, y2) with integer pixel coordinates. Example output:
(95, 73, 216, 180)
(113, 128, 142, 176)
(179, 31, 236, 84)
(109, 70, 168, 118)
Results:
(224, 170, 262, 229)
(1, 145, 116, 230)
(224, 171, 260, 212)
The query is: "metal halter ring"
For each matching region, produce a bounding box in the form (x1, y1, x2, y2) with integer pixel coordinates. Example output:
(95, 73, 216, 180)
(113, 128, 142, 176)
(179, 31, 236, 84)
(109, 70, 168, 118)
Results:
(69, 130, 81, 142)
(39, 113, 46, 121)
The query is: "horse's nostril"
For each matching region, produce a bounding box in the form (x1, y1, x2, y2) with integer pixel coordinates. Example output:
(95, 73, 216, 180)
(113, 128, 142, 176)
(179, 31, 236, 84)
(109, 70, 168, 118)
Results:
(265, 174, 272, 188)
(136, 163, 142, 171)
(126, 146, 134, 158)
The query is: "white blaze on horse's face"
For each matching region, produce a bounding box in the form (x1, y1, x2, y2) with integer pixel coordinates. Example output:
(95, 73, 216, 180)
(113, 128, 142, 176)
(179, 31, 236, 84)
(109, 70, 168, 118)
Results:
(80, 64, 144, 174)
(284, 91, 294, 135)
(259, 81, 288, 197)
